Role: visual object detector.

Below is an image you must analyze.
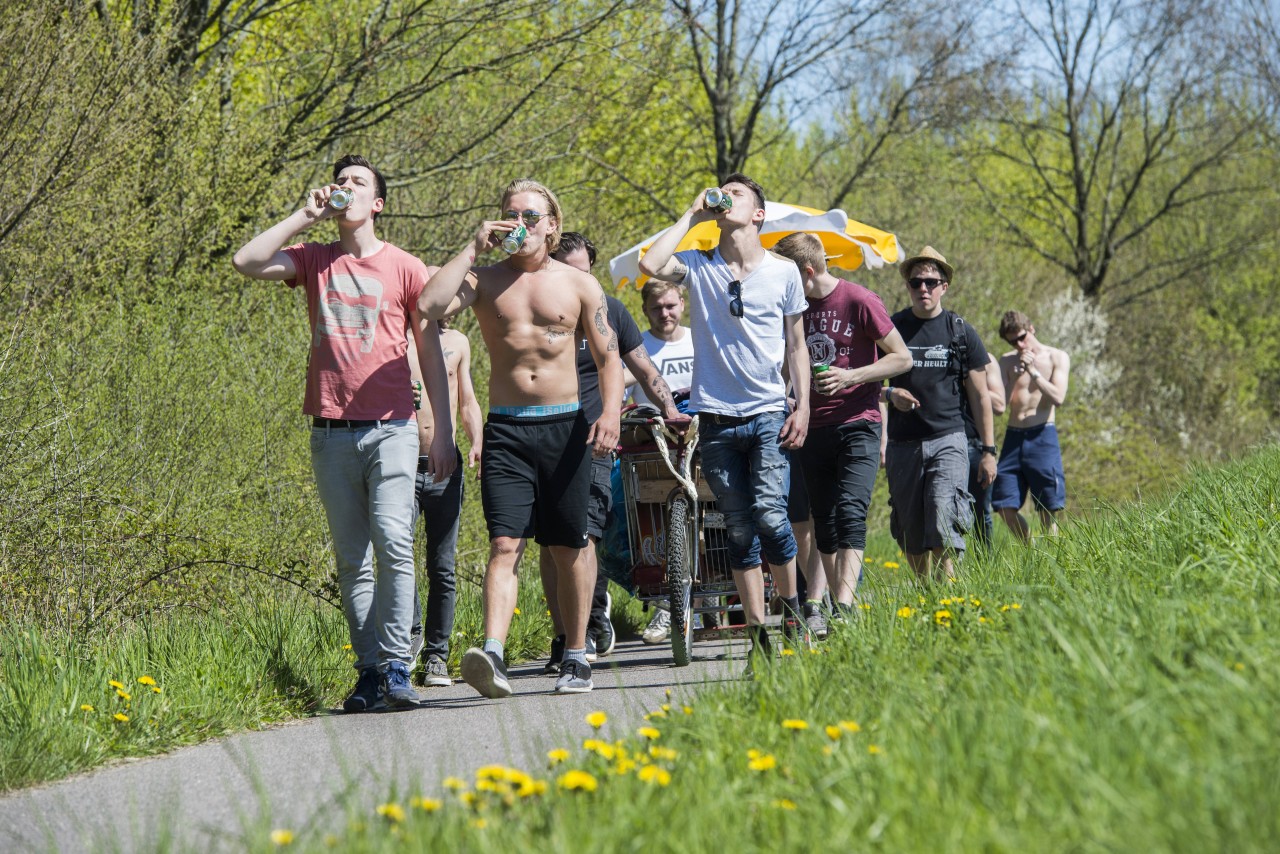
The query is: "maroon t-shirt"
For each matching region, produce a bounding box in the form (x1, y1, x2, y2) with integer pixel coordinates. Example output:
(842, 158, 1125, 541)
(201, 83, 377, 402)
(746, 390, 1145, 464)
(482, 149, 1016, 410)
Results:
(804, 279, 895, 428)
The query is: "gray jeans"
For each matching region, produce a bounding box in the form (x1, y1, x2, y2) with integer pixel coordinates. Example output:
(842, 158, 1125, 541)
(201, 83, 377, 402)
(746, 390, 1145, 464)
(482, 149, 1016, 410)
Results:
(885, 431, 973, 554)
(310, 420, 419, 670)
(410, 449, 464, 660)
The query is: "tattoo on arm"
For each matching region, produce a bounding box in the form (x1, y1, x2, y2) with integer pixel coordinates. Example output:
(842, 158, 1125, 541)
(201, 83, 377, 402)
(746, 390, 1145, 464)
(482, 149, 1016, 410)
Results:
(592, 296, 618, 352)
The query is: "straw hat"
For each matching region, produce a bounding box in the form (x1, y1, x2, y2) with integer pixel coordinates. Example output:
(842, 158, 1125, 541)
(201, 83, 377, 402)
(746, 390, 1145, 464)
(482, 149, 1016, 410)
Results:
(899, 246, 954, 281)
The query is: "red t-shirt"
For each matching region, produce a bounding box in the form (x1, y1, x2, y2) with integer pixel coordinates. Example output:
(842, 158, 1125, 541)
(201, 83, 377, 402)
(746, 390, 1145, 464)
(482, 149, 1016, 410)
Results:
(284, 240, 426, 420)
(804, 279, 895, 428)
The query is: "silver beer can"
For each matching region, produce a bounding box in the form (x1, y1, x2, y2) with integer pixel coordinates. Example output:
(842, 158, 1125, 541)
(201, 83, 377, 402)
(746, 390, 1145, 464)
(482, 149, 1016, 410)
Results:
(704, 188, 732, 212)
(329, 188, 354, 210)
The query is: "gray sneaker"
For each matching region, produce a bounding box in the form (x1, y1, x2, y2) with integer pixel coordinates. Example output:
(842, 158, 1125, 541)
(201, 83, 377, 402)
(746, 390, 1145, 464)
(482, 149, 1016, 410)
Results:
(461, 648, 512, 699)
(422, 654, 451, 687)
(408, 626, 424, 663)
(803, 602, 829, 640)
(642, 608, 671, 644)
(554, 659, 593, 694)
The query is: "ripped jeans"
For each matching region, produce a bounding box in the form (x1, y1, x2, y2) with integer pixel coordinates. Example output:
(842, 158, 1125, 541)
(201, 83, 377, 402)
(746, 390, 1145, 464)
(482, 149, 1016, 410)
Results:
(698, 411, 798, 569)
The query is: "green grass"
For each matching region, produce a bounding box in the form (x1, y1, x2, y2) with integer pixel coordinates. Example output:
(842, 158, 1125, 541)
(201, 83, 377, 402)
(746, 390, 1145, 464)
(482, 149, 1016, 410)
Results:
(259, 446, 1280, 852)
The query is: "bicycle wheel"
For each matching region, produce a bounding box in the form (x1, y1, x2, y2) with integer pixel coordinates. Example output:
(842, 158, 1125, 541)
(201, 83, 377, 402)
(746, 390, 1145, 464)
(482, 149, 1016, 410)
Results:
(666, 494, 694, 666)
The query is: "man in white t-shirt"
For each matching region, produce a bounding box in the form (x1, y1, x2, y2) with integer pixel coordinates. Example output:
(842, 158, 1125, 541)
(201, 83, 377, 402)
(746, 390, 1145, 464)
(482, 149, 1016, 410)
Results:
(638, 173, 811, 673)
(627, 280, 695, 405)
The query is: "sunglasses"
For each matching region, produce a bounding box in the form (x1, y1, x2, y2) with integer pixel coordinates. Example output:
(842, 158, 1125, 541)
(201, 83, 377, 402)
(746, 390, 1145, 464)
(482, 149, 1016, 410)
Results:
(503, 209, 549, 226)
(728, 279, 743, 318)
(907, 277, 945, 290)
(1006, 331, 1029, 345)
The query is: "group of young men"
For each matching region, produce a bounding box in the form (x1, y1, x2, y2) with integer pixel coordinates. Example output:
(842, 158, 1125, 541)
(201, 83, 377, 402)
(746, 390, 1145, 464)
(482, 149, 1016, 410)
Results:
(232, 155, 1069, 709)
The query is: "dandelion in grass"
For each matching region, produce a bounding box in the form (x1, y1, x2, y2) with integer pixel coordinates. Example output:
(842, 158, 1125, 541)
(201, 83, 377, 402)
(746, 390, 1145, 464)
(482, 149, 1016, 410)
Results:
(637, 726, 661, 740)
(917, 595, 926, 604)
(137, 676, 157, 687)
(868, 744, 883, 755)
(978, 616, 990, 625)
(376, 803, 405, 823)
(80, 704, 94, 713)
(773, 798, 797, 810)
(883, 561, 900, 569)
(410, 797, 442, 812)
(443, 776, 468, 791)
(781, 719, 808, 731)
(838, 720, 861, 733)
(614, 757, 637, 775)
(683, 706, 694, 715)
(825, 725, 842, 740)
(108, 680, 125, 690)
(808, 648, 822, 655)
(557, 770, 599, 792)
(746, 750, 777, 771)
(583, 739, 616, 760)
(644, 710, 667, 720)
(116, 689, 131, 701)
(970, 598, 982, 607)
(459, 792, 478, 807)
(934, 609, 952, 627)
(547, 748, 570, 765)
(779, 648, 796, 656)
(896, 606, 915, 619)
(476, 765, 508, 781)
(471, 818, 488, 829)
(586, 711, 607, 729)
(513, 607, 521, 615)
(858, 603, 871, 611)
(1000, 603, 1022, 612)
(638, 765, 671, 786)
(269, 829, 295, 847)
(342, 643, 352, 651)
(113, 713, 129, 722)
(649, 746, 678, 761)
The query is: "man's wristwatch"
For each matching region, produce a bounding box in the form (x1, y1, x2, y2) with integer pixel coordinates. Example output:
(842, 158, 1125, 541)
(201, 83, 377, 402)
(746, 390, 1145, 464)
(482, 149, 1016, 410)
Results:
(981, 445, 998, 456)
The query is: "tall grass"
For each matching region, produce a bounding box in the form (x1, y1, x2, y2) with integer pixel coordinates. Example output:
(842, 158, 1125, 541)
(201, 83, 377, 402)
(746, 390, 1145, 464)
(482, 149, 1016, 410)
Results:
(281, 446, 1280, 852)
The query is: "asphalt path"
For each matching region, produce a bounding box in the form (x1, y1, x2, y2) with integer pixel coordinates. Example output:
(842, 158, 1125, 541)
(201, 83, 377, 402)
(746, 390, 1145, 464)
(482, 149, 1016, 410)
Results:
(0, 632, 751, 852)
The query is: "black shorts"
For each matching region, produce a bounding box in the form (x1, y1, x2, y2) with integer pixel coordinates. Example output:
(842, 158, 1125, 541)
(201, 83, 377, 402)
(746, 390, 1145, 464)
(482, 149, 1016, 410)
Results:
(587, 453, 614, 540)
(481, 410, 592, 548)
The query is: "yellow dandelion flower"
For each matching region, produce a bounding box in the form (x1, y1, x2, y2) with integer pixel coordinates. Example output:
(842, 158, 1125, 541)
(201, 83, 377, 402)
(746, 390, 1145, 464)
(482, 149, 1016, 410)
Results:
(475, 779, 502, 793)
(585, 711, 607, 729)
(151, 686, 163, 693)
(108, 680, 125, 690)
(442, 776, 468, 791)
(116, 689, 131, 701)
(868, 744, 883, 755)
(137, 676, 157, 686)
(838, 720, 861, 733)
(80, 704, 94, 712)
(970, 598, 982, 607)
(637, 726, 661, 740)
(1233, 662, 1246, 671)
(113, 713, 129, 722)
(934, 609, 952, 627)
(471, 818, 488, 829)
(376, 803, 405, 823)
(458, 792, 478, 807)
(883, 561, 900, 569)
(643, 710, 667, 720)
(661, 703, 671, 712)
(342, 643, 352, 651)
(773, 798, 797, 810)
(649, 746, 679, 761)
(683, 706, 694, 715)
(524, 780, 548, 797)
(808, 648, 822, 655)
(978, 616, 990, 624)
(638, 765, 671, 786)
(476, 765, 507, 781)
(747, 753, 777, 771)
(896, 606, 916, 619)
(269, 829, 294, 846)
(781, 719, 809, 731)
(822, 745, 835, 756)
(410, 797, 442, 812)
(858, 603, 872, 611)
(583, 739, 616, 760)
(557, 770, 598, 792)
(513, 607, 521, 615)
(825, 725, 842, 740)
(779, 648, 796, 656)
(547, 748, 570, 765)
(917, 595, 926, 604)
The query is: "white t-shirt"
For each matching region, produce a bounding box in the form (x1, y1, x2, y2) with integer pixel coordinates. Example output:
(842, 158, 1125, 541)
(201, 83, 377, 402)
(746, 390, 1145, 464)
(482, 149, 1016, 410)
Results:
(626, 327, 695, 404)
(677, 247, 807, 416)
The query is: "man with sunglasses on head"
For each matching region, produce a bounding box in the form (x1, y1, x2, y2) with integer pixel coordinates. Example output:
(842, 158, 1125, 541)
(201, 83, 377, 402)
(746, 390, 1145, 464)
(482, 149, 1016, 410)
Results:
(232, 154, 457, 712)
(993, 310, 1070, 542)
(538, 232, 678, 675)
(638, 174, 811, 673)
(418, 181, 622, 697)
(882, 247, 996, 582)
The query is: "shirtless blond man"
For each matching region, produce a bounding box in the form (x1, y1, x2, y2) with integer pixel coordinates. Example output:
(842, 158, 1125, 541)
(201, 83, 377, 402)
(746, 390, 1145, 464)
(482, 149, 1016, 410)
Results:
(405, 318, 483, 686)
(993, 310, 1070, 541)
(417, 179, 622, 697)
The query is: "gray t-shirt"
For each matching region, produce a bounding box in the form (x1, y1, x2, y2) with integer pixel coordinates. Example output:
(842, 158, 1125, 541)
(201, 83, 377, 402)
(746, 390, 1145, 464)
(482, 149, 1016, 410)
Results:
(678, 247, 807, 416)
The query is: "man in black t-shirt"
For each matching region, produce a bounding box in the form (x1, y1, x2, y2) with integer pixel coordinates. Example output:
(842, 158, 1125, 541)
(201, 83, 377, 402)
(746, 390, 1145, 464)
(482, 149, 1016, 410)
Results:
(882, 246, 997, 581)
(539, 233, 679, 673)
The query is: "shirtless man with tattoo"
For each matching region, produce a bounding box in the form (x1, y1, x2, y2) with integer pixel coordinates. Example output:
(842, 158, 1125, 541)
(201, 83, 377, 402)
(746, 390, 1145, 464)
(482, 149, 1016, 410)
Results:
(417, 179, 622, 697)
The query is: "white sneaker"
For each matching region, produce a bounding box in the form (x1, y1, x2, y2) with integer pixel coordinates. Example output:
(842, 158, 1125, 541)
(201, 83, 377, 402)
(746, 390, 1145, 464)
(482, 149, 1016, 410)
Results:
(641, 608, 671, 644)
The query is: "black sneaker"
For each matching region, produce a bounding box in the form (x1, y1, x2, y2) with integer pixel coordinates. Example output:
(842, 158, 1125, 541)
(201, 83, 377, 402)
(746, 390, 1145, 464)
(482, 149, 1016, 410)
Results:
(554, 659, 594, 694)
(461, 648, 512, 699)
(342, 667, 384, 713)
(422, 654, 451, 687)
(381, 661, 418, 709)
(585, 631, 598, 663)
(591, 591, 616, 657)
(543, 634, 566, 675)
(782, 617, 813, 650)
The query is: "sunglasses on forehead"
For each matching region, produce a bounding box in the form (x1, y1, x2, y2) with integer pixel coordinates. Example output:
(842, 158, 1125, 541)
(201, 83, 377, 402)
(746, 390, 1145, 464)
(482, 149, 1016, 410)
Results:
(727, 279, 743, 318)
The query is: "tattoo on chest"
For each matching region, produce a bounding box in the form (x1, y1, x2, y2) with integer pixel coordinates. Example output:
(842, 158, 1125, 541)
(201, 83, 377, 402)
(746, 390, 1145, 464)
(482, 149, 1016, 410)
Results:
(546, 327, 572, 344)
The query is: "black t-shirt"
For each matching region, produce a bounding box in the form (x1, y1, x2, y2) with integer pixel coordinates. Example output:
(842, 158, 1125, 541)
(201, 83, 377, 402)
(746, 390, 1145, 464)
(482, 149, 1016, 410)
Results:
(887, 309, 989, 442)
(578, 295, 644, 422)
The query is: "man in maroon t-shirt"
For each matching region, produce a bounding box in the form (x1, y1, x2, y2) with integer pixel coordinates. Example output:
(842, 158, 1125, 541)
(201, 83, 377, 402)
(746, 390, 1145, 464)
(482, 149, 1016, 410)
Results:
(774, 233, 911, 621)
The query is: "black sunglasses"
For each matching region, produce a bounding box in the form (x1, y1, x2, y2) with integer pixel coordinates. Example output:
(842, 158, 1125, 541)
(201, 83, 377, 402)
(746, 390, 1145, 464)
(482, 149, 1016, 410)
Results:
(907, 277, 945, 290)
(1006, 331, 1028, 345)
(727, 279, 743, 317)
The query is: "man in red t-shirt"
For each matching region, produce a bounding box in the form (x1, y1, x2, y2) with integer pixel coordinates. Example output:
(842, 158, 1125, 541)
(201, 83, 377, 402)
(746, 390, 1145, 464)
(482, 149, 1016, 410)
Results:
(233, 155, 456, 713)
(773, 233, 911, 621)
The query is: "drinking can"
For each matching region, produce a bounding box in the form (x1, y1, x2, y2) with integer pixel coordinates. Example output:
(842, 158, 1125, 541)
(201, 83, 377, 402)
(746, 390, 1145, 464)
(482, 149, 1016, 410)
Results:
(329, 188, 354, 210)
(704, 188, 733, 212)
(499, 223, 528, 254)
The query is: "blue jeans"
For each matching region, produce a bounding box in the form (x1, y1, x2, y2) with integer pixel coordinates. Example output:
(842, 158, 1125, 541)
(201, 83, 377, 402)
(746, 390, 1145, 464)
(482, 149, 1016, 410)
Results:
(310, 420, 419, 670)
(966, 438, 994, 546)
(698, 411, 798, 569)
(410, 449, 464, 660)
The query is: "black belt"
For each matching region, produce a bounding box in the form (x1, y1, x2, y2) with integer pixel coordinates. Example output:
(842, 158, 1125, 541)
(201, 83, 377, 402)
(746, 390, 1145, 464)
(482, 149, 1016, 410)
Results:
(313, 417, 382, 429)
(700, 412, 756, 426)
